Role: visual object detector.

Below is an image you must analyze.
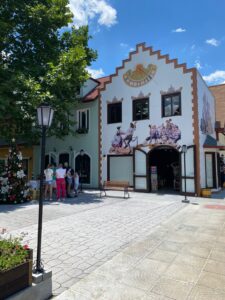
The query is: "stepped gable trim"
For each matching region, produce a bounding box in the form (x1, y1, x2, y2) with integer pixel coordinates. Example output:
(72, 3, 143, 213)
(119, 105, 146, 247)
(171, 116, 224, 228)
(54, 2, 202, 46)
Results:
(191, 68, 200, 196)
(100, 42, 195, 92)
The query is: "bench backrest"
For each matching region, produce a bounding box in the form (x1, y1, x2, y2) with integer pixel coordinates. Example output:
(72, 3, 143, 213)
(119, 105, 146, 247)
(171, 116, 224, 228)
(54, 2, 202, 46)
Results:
(104, 181, 129, 188)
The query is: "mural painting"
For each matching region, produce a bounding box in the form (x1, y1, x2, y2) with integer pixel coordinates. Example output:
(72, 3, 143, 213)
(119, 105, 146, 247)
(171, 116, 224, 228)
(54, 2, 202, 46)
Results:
(123, 63, 157, 87)
(200, 94, 213, 134)
(109, 119, 181, 154)
(109, 122, 138, 154)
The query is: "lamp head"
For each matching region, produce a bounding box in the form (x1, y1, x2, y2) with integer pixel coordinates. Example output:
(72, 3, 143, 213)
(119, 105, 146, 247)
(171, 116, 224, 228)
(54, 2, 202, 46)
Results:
(80, 149, 84, 156)
(37, 103, 54, 127)
(182, 145, 187, 153)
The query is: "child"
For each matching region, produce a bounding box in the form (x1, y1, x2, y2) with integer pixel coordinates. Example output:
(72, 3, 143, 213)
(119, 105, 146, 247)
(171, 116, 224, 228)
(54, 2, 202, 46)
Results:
(74, 172, 80, 196)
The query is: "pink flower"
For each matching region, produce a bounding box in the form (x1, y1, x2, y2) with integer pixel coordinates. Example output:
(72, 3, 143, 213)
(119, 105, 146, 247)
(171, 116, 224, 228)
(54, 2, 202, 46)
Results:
(23, 244, 29, 250)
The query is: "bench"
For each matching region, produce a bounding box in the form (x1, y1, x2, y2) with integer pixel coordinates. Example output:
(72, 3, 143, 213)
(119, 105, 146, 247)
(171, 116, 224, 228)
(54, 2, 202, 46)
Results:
(100, 181, 130, 199)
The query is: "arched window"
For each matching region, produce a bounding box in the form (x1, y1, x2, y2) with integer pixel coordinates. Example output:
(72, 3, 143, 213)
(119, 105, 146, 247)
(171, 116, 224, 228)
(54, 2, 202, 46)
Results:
(75, 154, 90, 184)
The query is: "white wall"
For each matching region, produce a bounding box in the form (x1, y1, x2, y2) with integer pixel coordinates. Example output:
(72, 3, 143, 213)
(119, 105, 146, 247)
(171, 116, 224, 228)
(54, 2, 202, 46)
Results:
(80, 78, 98, 97)
(101, 44, 193, 182)
(197, 72, 216, 188)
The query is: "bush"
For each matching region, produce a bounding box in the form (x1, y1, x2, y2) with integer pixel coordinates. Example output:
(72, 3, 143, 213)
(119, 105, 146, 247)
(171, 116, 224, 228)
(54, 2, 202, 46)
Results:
(0, 233, 30, 272)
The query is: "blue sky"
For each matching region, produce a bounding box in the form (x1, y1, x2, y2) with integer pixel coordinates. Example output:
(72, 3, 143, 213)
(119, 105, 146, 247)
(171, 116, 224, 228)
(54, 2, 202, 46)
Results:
(69, 0, 225, 85)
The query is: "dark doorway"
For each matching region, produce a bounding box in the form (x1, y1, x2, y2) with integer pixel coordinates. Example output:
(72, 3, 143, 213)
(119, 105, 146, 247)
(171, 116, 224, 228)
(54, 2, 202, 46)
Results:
(149, 146, 180, 192)
(75, 154, 90, 184)
(59, 153, 69, 166)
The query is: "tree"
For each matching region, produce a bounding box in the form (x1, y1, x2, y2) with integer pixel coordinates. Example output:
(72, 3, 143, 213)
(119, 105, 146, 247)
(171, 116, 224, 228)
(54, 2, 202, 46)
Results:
(0, 139, 30, 204)
(0, 0, 97, 142)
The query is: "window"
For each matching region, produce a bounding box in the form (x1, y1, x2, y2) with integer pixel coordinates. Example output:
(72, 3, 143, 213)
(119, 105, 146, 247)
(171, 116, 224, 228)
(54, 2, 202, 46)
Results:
(107, 103, 122, 124)
(59, 153, 70, 166)
(162, 93, 181, 117)
(22, 159, 29, 176)
(77, 109, 89, 133)
(133, 98, 149, 121)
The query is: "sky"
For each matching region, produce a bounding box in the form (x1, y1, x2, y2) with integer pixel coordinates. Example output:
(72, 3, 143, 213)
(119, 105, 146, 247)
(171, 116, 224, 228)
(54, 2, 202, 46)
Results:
(68, 0, 225, 85)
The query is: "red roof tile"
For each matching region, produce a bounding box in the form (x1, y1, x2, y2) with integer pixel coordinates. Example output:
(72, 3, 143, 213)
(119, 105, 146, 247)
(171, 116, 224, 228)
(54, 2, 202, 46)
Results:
(82, 76, 110, 102)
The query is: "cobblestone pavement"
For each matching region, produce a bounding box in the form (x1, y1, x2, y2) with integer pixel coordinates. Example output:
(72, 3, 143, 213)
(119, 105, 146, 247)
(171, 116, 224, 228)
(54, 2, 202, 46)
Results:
(0, 191, 186, 296)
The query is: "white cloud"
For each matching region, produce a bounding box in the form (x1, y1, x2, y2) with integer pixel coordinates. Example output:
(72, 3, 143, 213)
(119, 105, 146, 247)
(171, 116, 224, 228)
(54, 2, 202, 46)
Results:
(194, 60, 202, 70)
(203, 70, 225, 84)
(172, 27, 186, 33)
(205, 38, 220, 47)
(120, 43, 128, 48)
(129, 47, 135, 52)
(69, 0, 117, 28)
(86, 67, 105, 78)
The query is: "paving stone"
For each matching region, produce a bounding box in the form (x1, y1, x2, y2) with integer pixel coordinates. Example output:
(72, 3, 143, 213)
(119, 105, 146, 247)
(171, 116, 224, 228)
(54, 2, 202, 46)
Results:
(151, 276, 193, 300)
(163, 263, 201, 283)
(172, 253, 206, 269)
(147, 248, 177, 263)
(197, 271, 225, 292)
(204, 259, 225, 276)
(188, 285, 225, 300)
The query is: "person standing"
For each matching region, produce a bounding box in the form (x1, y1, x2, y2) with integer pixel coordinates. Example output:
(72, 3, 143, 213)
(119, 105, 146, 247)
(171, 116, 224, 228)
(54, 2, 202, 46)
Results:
(44, 164, 53, 201)
(66, 167, 74, 197)
(56, 163, 66, 201)
(74, 172, 80, 196)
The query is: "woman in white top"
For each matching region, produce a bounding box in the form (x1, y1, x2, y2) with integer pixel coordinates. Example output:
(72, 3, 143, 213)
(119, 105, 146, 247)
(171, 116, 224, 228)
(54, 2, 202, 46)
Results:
(44, 164, 54, 200)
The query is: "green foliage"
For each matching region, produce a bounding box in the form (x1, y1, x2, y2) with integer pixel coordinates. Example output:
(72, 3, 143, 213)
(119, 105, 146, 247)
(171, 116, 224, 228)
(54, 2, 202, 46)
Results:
(0, 236, 30, 272)
(0, 0, 97, 142)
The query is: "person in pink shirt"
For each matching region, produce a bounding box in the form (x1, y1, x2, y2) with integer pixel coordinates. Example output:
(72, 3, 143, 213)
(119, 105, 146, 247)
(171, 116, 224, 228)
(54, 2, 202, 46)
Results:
(55, 163, 66, 201)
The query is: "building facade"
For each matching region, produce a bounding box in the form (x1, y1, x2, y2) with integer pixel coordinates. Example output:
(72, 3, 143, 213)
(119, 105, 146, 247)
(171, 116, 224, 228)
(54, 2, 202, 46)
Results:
(100, 43, 222, 195)
(33, 77, 109, 188)
(209, 83, 225, 158)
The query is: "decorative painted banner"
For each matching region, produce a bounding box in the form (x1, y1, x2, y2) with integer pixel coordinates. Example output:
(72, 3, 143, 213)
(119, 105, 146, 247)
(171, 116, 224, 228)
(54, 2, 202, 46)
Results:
(200, 94, 213, 134)
(123, 63, 157, 87)
(109, 119, 181, 155)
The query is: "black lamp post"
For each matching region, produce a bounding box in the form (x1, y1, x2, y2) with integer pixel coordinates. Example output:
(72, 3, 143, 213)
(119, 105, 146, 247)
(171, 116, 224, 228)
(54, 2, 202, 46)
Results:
(181, 145, 190, 204)
(34, 103, 54, 273)
(80, 149, 84, 192)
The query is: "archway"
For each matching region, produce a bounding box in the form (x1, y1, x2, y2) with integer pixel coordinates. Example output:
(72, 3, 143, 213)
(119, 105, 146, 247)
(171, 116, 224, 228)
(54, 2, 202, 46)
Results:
(149, 146, 180, 192)
(75, 154, 91, 184)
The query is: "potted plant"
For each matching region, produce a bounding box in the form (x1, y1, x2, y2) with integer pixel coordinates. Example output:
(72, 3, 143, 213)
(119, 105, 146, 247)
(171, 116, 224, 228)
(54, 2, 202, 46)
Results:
(76, 127, 88, 134)
(0, 229, 33, 300)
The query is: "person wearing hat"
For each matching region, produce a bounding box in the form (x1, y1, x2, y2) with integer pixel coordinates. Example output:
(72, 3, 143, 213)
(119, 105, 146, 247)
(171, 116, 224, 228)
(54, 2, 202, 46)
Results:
(124, 122, 136, 148)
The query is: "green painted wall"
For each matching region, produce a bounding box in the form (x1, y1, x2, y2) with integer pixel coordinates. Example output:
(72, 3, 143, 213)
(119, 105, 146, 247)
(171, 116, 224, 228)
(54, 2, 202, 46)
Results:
(33, 99, 99, 188)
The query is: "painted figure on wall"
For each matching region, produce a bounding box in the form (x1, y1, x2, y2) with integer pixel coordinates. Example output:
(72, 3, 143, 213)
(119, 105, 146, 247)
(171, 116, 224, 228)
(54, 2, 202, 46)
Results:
(200, 94, 213, 134)
(109, 122, 138, 154)
(142, 119, 181, 148)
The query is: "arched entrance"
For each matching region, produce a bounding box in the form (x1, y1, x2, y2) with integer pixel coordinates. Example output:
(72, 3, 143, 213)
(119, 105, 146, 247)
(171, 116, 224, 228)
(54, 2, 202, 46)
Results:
(75, 154, 91, 184)
(149, 146, 180, 192)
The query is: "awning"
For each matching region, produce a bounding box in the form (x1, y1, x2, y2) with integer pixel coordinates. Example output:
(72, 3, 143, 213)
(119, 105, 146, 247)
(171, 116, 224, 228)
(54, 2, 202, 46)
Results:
(203, 135, 225, 149)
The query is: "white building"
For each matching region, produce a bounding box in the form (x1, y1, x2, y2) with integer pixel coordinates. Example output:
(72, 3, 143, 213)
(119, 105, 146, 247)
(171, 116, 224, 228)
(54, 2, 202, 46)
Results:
(100, 43, 222, 196)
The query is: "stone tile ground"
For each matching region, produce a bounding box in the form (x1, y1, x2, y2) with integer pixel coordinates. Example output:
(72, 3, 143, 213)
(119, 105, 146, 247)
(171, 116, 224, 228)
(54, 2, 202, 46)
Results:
(56, 194, 225, 300)
(0, 191, 186, 296)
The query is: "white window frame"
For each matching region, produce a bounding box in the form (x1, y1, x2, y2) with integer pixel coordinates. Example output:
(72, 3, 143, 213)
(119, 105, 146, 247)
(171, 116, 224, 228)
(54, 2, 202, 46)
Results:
(77, 109, 89, 132)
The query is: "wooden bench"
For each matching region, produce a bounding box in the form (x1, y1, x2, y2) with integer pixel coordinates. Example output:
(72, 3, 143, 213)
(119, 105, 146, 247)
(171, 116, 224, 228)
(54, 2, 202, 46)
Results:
(100, 181, 130, 199)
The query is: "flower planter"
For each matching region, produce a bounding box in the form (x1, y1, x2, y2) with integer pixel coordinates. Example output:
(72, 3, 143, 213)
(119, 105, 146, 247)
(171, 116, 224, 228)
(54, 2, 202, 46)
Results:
(0, 249, 33, 300)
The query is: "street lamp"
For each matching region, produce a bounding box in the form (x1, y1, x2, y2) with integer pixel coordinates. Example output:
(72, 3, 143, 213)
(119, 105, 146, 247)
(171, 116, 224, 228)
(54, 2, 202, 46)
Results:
(80, 149, 84, 192)
(181, 145, 190, 204)
(34, 103, 54, 273)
